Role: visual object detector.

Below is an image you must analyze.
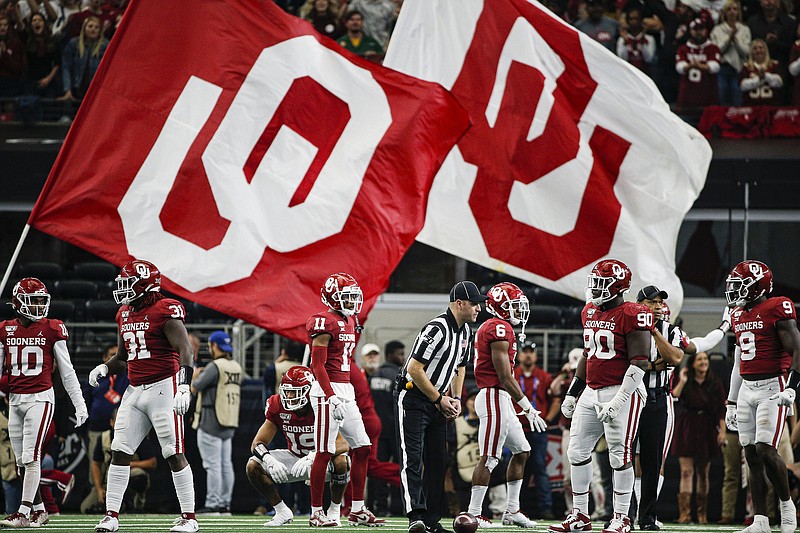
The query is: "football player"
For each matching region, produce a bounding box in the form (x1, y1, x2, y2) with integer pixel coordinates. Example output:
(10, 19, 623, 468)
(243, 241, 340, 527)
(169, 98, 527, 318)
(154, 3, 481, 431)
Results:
(467, 282, 546, 528)
(549, 259, 652, 533)
(0, 278, 88, 528)
(306, 273, 382, 526)
(724, 260, 800, 533)
(247, 365, 350, 526)
(88, 260, 198, 533)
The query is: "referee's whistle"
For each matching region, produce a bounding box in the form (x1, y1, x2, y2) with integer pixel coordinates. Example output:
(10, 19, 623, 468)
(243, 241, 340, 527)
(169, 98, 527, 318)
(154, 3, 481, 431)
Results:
(405, 381, 414, 390)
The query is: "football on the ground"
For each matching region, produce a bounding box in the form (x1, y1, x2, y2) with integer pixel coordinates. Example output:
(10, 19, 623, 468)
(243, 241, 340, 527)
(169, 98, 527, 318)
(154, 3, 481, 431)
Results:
(453, 512, 478, 533)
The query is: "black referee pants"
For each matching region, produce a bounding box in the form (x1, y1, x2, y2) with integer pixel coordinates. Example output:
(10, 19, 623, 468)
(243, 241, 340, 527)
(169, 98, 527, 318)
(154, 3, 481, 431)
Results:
(635, 388, 668, 526)
(395, 388, 447, 527)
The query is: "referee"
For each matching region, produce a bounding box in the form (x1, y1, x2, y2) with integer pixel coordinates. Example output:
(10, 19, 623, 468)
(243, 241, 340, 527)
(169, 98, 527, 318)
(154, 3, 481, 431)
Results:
(395, 281, 486, 533)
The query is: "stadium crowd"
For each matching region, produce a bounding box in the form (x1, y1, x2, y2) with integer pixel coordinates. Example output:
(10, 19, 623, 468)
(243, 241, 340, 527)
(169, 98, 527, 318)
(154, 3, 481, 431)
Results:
(0, 0, 798, 124)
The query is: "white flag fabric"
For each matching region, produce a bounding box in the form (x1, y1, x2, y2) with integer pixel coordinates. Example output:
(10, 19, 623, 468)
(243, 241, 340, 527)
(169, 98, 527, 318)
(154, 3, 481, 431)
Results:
(384, 0, 711, 312)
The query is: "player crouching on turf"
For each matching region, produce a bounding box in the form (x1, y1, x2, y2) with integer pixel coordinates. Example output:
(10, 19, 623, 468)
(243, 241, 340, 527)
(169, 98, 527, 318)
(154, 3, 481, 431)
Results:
(247, 365, 351, 527)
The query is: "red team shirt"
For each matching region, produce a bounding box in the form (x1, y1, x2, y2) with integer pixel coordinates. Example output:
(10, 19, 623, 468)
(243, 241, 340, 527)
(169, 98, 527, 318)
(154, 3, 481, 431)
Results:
(0, 318, 65, 394)
(732, 297, 796, 376)
(676, 40, 721, 107)
(474, 318, 517, 389)
(265, 394, 315, 457)
(306, 312, 357, 383)
(739, 62, 783, 106)
(582, 302, 653, 389)
(117, 296, 185, 387)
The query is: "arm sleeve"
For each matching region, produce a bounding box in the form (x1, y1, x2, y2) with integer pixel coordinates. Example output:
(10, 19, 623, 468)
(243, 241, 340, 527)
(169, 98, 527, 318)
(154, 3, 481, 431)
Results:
(53, 340, 86, 412)
(728, 345, 743, 403)
(643, 36, 656, 63)
(311, 345, 334, 398)
(690, 328, 725, 353)
(617, 37, 628, 59)
(617, 364, 646, 398)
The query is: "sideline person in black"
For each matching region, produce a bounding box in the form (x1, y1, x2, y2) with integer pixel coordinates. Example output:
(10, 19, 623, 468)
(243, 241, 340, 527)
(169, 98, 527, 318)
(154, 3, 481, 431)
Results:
(395, 281, 486, 533)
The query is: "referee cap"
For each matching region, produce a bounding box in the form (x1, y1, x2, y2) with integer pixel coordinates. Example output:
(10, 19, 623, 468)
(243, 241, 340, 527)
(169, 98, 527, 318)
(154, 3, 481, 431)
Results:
(449, 281, 488, 303)
(636, 285, 668, 302)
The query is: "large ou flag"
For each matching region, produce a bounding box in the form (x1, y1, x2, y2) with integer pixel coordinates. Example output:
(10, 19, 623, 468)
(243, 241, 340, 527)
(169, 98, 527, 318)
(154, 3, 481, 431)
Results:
(29, 0, 469, 340)
(385, 0, 711, 311)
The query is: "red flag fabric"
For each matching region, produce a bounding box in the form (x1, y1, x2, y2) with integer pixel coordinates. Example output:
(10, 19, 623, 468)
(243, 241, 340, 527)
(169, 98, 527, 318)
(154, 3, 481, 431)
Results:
(29, 0, 469, 341)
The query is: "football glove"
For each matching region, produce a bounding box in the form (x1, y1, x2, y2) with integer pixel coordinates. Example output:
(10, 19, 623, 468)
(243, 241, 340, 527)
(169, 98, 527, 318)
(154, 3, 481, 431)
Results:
(561, 396, 577, 419)
(524, 408, 547, 432)
(74, 405, 89, 428)
(173, 384, 191, 416)
(328, 395, 348, 422)
(725, 404, 738, 431)
(262, 453, 289, 484)
(88, 363, 109, 387)
(291, 451, 315, 479)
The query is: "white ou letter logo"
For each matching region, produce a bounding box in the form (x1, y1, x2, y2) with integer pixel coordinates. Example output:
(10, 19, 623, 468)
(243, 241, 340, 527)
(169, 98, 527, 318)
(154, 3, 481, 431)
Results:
(135, 264, 150, 279)
(118, 36, 392, 292)
(611, 264, 625, 279)
(748, 263, 763, 278)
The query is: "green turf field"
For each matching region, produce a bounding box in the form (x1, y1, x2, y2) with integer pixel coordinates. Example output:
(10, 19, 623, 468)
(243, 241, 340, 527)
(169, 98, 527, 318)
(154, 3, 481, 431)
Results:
(40, 515, 753, 532)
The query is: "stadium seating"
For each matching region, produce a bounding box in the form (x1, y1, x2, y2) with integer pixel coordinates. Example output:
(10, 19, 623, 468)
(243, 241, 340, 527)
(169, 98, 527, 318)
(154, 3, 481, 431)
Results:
(18, 262, 62, 281)
(49, 299, 76, 321)
(71, 261, 118, 281)
(54, 279, 99, 300)
(84, 299, 121, 322)
(527, 304, 563, 328)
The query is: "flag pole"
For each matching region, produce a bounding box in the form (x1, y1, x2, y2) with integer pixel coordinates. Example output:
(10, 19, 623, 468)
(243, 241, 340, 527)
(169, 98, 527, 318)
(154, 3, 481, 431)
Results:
(0, 224, 31, 298)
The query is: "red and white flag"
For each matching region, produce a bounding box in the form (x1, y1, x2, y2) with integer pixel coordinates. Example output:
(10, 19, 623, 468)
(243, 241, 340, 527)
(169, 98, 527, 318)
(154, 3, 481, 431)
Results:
(385, 0, 711, 312)
(29, 0, 469, 340)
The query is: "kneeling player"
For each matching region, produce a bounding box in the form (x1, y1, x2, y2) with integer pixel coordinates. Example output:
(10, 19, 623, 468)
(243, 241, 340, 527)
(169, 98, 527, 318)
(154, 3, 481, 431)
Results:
(247, 366, 350, 527)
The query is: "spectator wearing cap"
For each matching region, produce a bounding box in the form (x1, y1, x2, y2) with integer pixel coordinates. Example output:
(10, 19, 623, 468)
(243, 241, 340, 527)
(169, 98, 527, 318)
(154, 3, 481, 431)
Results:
(396, 281, 486, 533)
(574, 0, 619, 53)
(514, 343, 558, 519)
(191, 331, 242, 515)
(361, 343, 382, 378)
(367, 340, 406, 515)
(676, 18, 721, 111)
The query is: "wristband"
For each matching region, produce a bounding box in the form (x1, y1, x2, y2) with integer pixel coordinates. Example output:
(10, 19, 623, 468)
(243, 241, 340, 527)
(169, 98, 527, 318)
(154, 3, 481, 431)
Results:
(566, 376, 586, 397)
(433, 393, 443, 405)
(178, 365, 193, 386)
(516, 396, 533, 413)
(453, 396, 462, 402)
(254, 443, 269, 461)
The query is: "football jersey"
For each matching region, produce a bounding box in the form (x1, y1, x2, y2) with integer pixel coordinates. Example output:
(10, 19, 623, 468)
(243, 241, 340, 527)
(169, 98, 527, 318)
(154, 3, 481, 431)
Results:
(732, 297, 796, 376)
(306, 311, 356, 384)
(474, 318, 517, 389)
(582, 301, 654, 389)
(676, 40, 721, 107)
(264, 394, 315, 457)
(117, 296, 185, 386)
(739, 62, 783, 106)
(0, 318, 65, 394)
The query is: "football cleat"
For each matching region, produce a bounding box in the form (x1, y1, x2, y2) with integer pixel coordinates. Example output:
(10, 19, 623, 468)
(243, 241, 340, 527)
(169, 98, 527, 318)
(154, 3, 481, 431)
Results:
(349, 508, 386, 527)
(264, 511, 294, 527)
(780, 503, 797, 533)
(61, 474, 76, 505)
(170, 517, 199, 533)
(475, 515, 501, 528)
(30, 510, 49, 527)
(310, 510, 339, 527)
(409, 520, 427, 533)
(549, 511, 592, 533)
(502, 511, 538, 528)
(95, 515, 120, 532)
(0, 513, 30, 528)
(601, 514, 631, 533)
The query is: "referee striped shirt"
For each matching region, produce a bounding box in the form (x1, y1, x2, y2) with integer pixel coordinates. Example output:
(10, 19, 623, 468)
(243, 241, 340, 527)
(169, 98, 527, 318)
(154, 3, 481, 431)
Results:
(646, 319, 686, 390)
(401, 308, 472, 394)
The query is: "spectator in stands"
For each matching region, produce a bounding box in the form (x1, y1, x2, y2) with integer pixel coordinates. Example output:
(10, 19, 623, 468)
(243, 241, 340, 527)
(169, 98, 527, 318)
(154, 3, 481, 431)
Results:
(739, 38, 784, 104)
(0, 15, 25, 99)
(300, 0, 343, 40)
(367, 340, 405, 516)
(191, 331, 242, 515)
(86, 344, 128, 488)
(658, 0, 698, 102)
(59, 15, 108, 102)
(616, 6, 657, 75)
(61, 0, 118, 41)
(789, 36, 800, 104)
(746, 0, 795, 74)
(81, 408, 156, 513)
(361, 343, 381, 378)
(337, 9, 383, 61)
(676, 18, 721, 110)
(671, 352, 726, 525)
(514, 343, 557, 519)
(274, 0, 305, 16)
(48, 0, 80, 43)
(574, 0, 620, 53)
(23, 13, 60, 97)
(345, 0, 395, 49)
(711, 0, 751, 104)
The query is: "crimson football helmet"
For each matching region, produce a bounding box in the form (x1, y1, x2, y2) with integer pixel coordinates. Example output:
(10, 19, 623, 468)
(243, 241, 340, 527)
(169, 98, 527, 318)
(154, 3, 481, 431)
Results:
(725, 260, 773, 307)
(11, 278, 50, 321)
(113, 259, 161, 305)
(320, 272, 362, 316)
(586, 259, 632, 305)
(486, 282, 530, 327)
(279, 365, 314, 411)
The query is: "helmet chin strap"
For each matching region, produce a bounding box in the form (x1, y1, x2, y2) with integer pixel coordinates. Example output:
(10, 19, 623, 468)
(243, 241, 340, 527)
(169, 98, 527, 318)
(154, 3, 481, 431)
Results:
(517, 316, 528, 344)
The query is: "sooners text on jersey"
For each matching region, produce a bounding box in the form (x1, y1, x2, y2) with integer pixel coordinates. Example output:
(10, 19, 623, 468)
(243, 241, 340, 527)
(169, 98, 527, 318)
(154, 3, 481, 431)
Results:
(582, 302, 653, 389)
(265, 394, 315, 457)
(306, 312, 356, 383)
(0, 318, 65, 394)
(117, 297, 185, 386)
(474, 318, 517, 389)
(732, 297, 796, 376)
